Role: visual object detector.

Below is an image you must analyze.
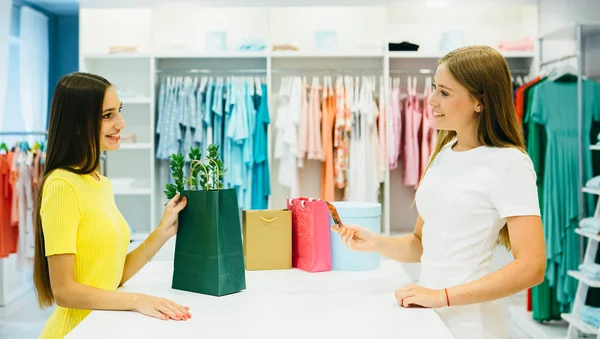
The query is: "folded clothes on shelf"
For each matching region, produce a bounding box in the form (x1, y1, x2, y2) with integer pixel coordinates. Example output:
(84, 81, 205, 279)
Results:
(235, 37, 267, 51)
(579, 263, 600, 280)
(579, 217, 600, 234)
(585, 176, 600, 189)
(272, 44, 299, 51)
(580, 305, 600, 328)
(497, 37, 534, 51)
(108, 45, 139, 54)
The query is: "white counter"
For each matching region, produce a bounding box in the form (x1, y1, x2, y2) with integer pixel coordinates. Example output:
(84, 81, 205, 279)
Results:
(65, 259, 455, 339)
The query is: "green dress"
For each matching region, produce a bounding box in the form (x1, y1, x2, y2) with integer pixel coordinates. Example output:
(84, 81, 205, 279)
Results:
(529, 79, 600, 311)
(523, 79, 564, 321)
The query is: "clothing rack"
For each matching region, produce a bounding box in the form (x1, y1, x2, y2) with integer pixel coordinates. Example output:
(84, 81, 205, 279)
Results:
(272, 68, 382, 74)
(389, 69, 435, 75)
(156, 69, 267, 74)
(0, 131, 47, 136)
(539, 54, 578, 68)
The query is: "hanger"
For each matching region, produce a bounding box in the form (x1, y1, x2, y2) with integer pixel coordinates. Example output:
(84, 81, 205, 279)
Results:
(0, 142, 7, 152)
(548, 62, 581, 82)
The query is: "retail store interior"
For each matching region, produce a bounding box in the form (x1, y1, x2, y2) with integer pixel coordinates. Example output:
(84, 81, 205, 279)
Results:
(1, 0, 600, 338)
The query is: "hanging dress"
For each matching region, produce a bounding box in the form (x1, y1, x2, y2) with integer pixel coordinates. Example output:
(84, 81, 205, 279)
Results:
(402, 76, 422, 188)
(420, 76, 436, 177)
(530, 79, 600, 309)
(334, 76, 351, 190)
(307, 77, 324, 161)
(320, 76, 336, 201)
(389, 77, 402, 170)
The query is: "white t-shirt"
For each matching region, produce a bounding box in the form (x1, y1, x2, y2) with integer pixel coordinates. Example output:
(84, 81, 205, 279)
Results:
(415, 141, 541, 339)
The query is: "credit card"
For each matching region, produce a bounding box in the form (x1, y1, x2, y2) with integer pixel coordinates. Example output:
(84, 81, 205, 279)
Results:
(326, 201, 343, 227)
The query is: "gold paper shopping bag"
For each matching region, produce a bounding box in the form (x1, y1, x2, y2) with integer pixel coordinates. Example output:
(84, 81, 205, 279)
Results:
(242, 210, 292, 271)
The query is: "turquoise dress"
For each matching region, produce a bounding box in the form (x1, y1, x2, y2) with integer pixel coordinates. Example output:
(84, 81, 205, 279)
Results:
(530, 79, 600, 308)
(252, 83, 270, 210)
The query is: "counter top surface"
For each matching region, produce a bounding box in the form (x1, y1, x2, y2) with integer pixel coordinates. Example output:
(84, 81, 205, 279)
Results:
(66, 259, 454, 339)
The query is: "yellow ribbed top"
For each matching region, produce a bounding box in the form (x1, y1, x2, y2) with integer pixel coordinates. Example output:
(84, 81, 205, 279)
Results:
(39, 169, 130, 339)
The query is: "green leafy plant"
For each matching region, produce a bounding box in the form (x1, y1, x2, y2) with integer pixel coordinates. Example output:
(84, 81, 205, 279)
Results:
(164, 153, 184, 200)
(205, 144, 227, 190)
(188, 147, 203, 190)
(164, 144, 228, 201)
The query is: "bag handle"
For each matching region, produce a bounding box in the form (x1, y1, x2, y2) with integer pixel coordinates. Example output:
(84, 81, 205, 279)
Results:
(260, 216, 277, 223)
(189, 157, 221, 191)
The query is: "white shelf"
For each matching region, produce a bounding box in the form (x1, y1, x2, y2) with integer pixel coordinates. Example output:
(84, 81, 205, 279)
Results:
(155, 51, 268, 59)
(583, 187, 600, 195)
(119, 143, 152, 150)
(271, 50, 383, 58)
(561, 313, 599, 336)
(388, 51, 441, 59)
(590, 144, 600, 151)
(83, 53, 152, 59)
(568, 270, 600, 288)
(387, 50, 534, 59)
(575, 228, 600, 241)
(121, 97, 151, 104)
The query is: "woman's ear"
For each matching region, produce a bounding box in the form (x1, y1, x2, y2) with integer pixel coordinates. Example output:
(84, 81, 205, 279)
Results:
(475, 103, 482, 113)
(474, 99, 484, 113)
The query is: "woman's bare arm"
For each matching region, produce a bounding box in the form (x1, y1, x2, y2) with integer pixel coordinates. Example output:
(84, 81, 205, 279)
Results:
(47, 254, 189, 320)
(374, 214, 424, 263)
(48, 254, 140, 310)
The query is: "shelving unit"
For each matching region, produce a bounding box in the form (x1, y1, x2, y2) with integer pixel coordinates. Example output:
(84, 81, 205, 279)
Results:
(78, 54, 156, 239)
(79, 49, 534, 241)
(76, 5, 538, 242)
(535, 22, 600, 339)
(567, 183, 600, 338)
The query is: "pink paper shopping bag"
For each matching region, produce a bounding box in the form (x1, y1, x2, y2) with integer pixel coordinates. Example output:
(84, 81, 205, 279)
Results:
(287, 197, 332, 272)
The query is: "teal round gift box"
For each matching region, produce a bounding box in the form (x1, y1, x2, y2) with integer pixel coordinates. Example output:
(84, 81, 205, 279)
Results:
(329, 201, 381, 271)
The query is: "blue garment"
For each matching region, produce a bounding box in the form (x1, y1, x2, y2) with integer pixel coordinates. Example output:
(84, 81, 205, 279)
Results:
(235, 37, 267, 51)
(251, 83, 270, 210)
(580, 305, 600, 328)
(227, 80, 248, 207)
(212, 79, 224, 150)
(243, 81, 256, 209)
(579, 263, 600, 280)
(154, 76, 269, 208)
(579, 217, 600, 234)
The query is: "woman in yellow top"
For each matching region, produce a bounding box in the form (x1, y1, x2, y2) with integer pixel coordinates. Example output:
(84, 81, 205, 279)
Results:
(33, 72, 190, 339)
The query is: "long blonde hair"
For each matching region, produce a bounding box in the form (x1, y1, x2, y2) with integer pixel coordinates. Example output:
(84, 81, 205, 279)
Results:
(421, 46, 526, 250)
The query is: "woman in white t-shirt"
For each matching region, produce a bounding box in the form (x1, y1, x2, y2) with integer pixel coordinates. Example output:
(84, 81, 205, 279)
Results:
(331, 45, 546, 339)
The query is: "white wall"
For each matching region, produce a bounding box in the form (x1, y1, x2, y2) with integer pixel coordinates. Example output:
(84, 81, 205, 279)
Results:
(79, 2, 538, 56)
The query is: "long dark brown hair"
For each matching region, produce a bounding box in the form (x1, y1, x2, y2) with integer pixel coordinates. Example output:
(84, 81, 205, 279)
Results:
(33, 72, 111, 308)
(421, 46, 526, 250)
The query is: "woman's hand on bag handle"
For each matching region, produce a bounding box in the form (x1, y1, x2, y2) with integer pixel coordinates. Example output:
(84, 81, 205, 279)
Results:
(133, 293, 192, 321)
(157, 193, 188, 240)
(330, 224, 380, 252)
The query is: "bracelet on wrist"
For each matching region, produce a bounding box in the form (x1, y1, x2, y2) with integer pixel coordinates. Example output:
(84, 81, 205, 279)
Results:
(444, 288, 450, 307)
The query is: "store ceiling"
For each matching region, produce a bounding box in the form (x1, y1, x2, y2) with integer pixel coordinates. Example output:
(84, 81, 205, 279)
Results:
(23, 0, 538, 15)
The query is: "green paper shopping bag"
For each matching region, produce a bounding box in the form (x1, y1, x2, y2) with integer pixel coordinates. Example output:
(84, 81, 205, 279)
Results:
(166, 145, 246, 297)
